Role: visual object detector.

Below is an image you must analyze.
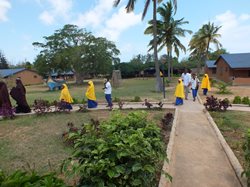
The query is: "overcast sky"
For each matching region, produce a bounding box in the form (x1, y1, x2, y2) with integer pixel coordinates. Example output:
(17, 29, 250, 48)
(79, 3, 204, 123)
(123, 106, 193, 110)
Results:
(0, 0, 250, 65)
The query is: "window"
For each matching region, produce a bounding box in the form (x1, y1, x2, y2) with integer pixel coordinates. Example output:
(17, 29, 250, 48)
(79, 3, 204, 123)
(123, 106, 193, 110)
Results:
(212, 69, 216, 74)
(33, 75, 37, 78)
(248, 70, 250, 77)
(225, 67, 228, 72)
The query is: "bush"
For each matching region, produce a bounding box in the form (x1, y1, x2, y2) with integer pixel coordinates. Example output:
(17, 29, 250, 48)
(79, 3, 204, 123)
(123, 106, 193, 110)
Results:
(113, 97, 121, 102)
(215, 82, 232, 94)
(33, 99, 52, 114)
(0, 170, 66, 186)
(242, 97, 250, 105)
(131, 96, 142, 102)
(233, 96, 242, 104)
(63, 111, 170, 186)
(204, 95, 232, 111)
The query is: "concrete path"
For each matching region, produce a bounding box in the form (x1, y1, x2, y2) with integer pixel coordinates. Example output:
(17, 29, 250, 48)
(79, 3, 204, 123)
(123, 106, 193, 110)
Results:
(168, 98, 242, 187)
(229, 104, 250, 112)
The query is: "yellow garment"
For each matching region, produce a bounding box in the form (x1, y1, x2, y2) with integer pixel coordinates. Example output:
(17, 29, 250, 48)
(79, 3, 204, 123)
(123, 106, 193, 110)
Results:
(201, 74, 211, 91)
(174, 79, 185, 99)
(60, 84, 73, 103)
(160, 71, 163, 77)
(85, 81, 96, 101)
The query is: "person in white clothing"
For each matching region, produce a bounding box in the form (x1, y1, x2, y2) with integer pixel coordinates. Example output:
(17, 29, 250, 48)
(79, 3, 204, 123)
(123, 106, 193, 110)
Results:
(190, 73, 200, 101)
(103, 78, 113, 109)
(181, 69, 191, 100)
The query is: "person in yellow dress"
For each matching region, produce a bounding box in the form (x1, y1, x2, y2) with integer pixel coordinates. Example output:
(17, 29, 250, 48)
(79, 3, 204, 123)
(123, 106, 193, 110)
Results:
(60, 84, 73, 110)
(85, 80, 98, 108)
(201, 74, 211, 95)
(174, 78, 185, 105)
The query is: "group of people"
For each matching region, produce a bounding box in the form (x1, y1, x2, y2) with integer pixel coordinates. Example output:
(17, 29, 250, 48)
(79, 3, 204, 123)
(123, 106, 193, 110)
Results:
(0, 78, 31, 117)
(0, 78, 113, 117)
(174, 70, 211, 105)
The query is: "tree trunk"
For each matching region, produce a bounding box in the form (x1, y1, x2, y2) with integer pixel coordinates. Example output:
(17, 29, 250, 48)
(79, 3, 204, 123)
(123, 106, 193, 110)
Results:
(167, 51, 171, 81)
(153, 0, 163, 92)
(169, 48, 173, 78)
(75, 71, 84, 85)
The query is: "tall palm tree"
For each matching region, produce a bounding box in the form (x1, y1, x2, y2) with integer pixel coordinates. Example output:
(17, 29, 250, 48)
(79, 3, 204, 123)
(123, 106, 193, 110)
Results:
(189, 22, 222, 74)
(144, 2, 192, 80)
(113, 0, 177, 92)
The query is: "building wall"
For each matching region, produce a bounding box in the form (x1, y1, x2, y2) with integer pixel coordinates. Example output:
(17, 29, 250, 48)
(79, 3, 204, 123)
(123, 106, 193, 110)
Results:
(216, 59, 233, 83)
(204, 66, 216, 78)
(6, 70, 43, 85)
(232, 77, 250, 85)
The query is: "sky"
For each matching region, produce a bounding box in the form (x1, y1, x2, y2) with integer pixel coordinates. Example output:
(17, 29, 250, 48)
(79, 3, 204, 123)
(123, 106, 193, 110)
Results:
(0, 0, 250, 65)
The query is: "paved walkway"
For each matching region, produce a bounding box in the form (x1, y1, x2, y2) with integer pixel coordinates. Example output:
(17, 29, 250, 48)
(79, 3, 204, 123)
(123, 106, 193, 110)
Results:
(168, 98, 242, 187)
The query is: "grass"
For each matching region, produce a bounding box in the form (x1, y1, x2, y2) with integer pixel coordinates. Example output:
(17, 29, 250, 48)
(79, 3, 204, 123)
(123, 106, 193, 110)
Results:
(11, 78, 177, 106)
(210, 111, 250, 166)
(0, 109, 172, 173)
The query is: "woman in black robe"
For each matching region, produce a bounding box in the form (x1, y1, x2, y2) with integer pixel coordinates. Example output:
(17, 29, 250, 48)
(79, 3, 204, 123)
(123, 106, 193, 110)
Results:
(0, 81, 14, 117)
(10, 78, 31, 113)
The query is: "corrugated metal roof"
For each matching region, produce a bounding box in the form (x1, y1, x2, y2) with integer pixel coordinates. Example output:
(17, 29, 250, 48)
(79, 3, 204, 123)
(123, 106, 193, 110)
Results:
(217, 53, 250, 68)
(0, 68, 25, 78)
(206, 60, 216, 68)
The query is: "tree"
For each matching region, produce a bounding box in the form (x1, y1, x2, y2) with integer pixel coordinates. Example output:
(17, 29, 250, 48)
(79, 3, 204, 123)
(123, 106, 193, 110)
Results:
(0, 50, 9, 69)
(33, 24, 120, 84)
(144, 2, 191, 80)
(208, 48, 228, 60)
(113, 0, 177, 92)
(189, 22, 222, 73)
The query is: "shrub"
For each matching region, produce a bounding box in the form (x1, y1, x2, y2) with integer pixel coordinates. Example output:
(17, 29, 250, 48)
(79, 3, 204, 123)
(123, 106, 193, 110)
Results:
(204, 95, 232, 111)
(113, 97, 121, 102)
(161, 113, 173, 131)
(242, 129, 250, 186)
(242, 97, 250, 105)
(215, 82, 232, 94)
(62, 111, 170, 186)
(233, 96, 242, 104)
(131, 96, 142, 102)
(0, 170, 66, 186)
(33, 99, 52, 114)
(62, 122, 80, 146)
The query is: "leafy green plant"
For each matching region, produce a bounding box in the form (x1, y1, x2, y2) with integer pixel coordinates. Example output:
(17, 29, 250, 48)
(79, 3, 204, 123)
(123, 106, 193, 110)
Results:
(63, 111, 170, 186)
(242, 129, 250, 186)
(233, 96, 242, 104)
(204, 95, 232, 111)
(0, 169, 67, 187)
(215, 82, 232, 94)
(131, 96, 142, 102)
(242, 97, 250, 105)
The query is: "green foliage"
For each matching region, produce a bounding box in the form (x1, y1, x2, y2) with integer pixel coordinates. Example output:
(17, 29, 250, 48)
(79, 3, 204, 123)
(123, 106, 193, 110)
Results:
(131, 96, 142, 102)
(215, 82, 232, 94)
(233, 96, 242, 104)
(242, 97, 250, 105)
(63, 111, 169, 186)
(113, 97, 121, 102)
(0, 169, 67, 187)
(0, 50, 9, 69)
(242, 129, 250, 185)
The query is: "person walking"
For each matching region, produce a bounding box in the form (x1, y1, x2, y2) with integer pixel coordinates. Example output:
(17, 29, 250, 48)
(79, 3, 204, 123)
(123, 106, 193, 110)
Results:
(60, 84, 73, 110)
(201, 74, 211, 95)
(85, 80, 98, 108)
(10, 78, 31, 113)
(181, 69, 191, 100)
(174, 78, 185, 105)
(103, 78, 113, 109)
(0, 81, 14, 117)
(191, 73, 200, 101)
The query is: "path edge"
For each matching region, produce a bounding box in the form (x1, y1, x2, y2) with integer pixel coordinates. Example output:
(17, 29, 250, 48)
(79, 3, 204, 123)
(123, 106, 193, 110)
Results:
(198, 94, 247, 187)
(158, 108, 179, 187)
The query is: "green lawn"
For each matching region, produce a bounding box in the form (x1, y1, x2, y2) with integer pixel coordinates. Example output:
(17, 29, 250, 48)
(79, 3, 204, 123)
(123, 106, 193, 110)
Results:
(15, 78, 176, 106)
(0, 109, 171, 173)
(210, 111, 250, 166)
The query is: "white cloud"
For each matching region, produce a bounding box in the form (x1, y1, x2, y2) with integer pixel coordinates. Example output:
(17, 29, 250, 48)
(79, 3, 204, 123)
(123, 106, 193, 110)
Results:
(38, 0, 73, 25)
(97, 6, 141, 41)
(73, 0, 114, 28)
(214, 10, 250, 53)
(0, 0, 11, 22)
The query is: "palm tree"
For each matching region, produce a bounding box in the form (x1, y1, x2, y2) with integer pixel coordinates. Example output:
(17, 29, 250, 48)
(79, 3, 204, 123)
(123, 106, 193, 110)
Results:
(144, 2, 192, 80)
(189, 22, 222, 74)
(113, 0, 177, 92)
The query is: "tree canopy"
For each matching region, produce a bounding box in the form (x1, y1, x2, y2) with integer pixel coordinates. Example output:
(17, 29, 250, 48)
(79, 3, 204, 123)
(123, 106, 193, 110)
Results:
(33, 24, 120, 83)
(0, 50, 9, 69)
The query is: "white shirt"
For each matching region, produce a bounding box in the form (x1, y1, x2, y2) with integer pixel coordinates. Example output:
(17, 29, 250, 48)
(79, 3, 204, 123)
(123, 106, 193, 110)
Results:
(182, 73, 191, 86)
(104, 81, 112, 94)
(191, 77, 200, 89)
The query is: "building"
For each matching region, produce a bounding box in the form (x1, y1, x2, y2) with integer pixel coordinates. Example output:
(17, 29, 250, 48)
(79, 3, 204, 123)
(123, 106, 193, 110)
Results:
(204, 60, 216, 78)
(0, 68, 43, 85)
(214, 53, 250, 85)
